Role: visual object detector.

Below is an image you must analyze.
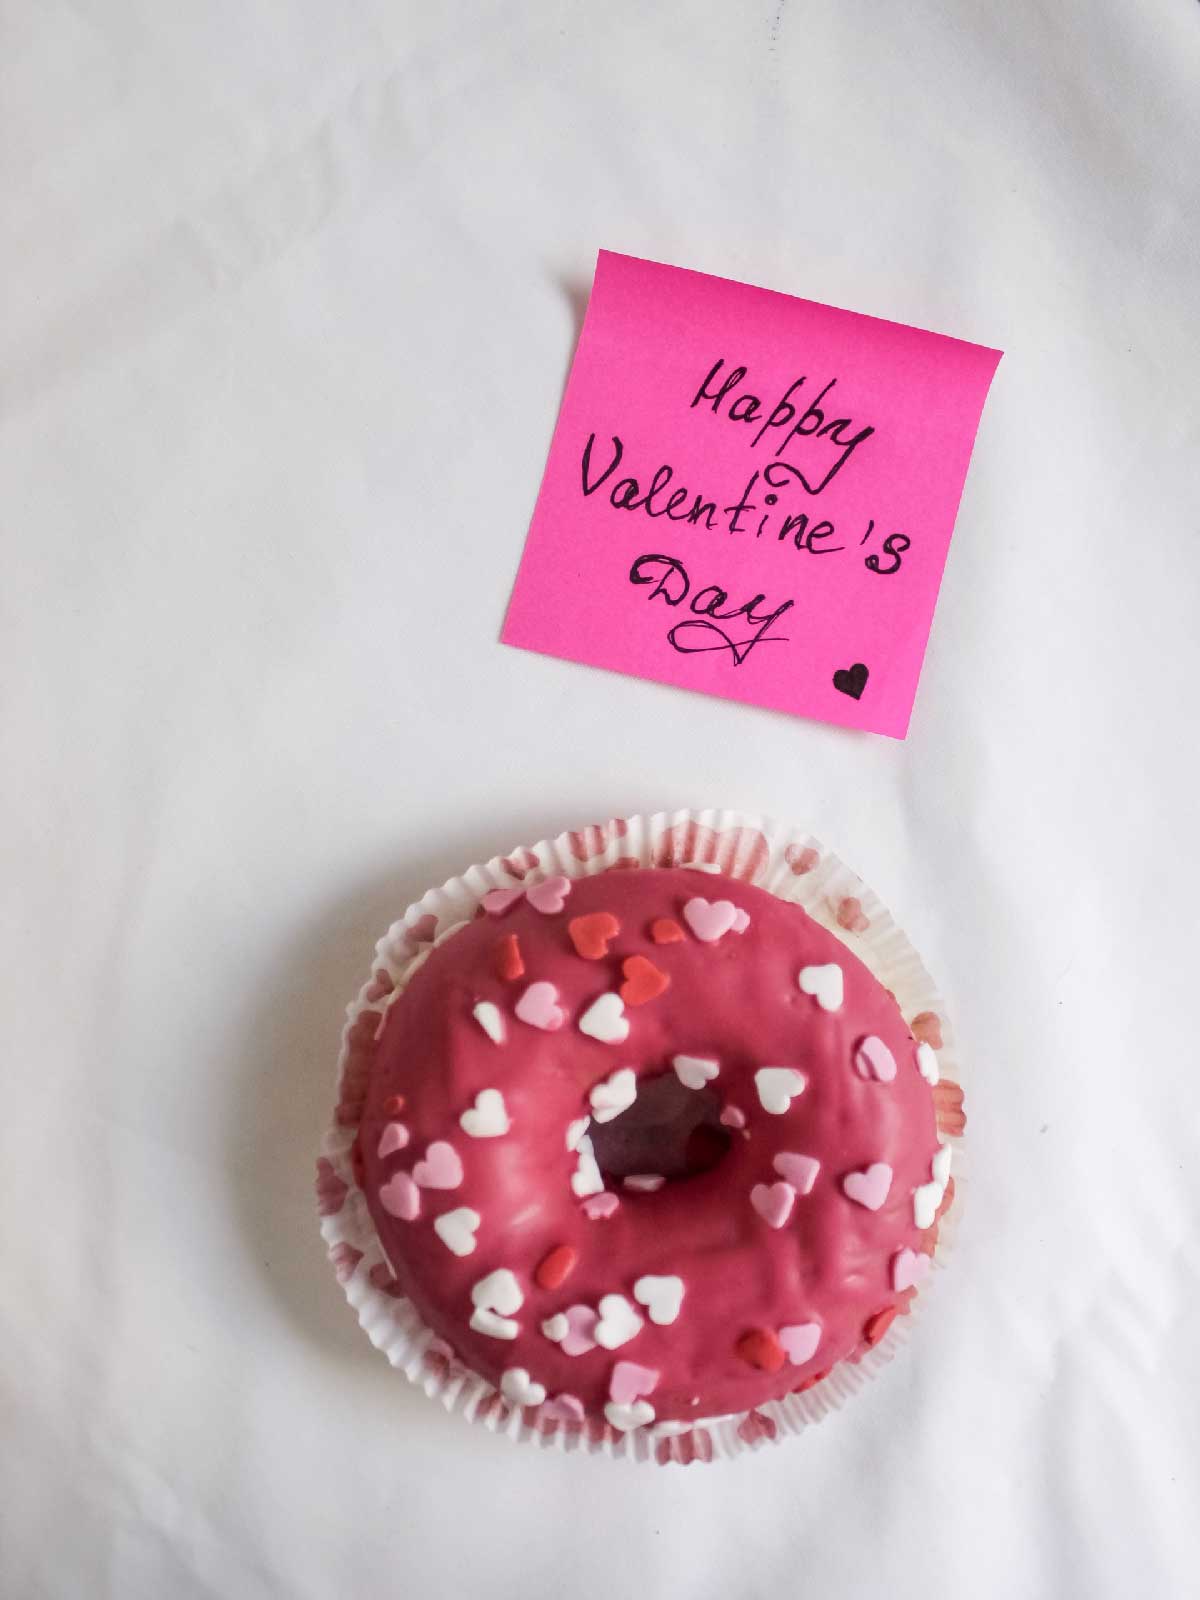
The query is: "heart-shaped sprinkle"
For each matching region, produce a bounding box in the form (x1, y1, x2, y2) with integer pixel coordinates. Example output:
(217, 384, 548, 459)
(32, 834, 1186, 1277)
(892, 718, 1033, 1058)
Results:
(382, 1093, 406, 1116)
(568, 911, 621, 959)
(541, 1313, 569, 1342)
(534, 1244, 578, 1291)
(864, 1306, 898, 1346)
(565, 1116, 591, 1151)
(682, 897, 739, 943)
(570, 1135, 605, 1197)
(515, 981, 565, 1031)
(779, 1322, 822, 1365)
(378, 1171, 420, 1221)
(482, 888, 524, 916)
(841, 1162, 893, 1211)
(773, 1151, 820, 1193)
(541, 1393, 586, 1424)
(605, 1400, 655, 1432)
(785, 844, 820, 875)
(911, 1011, 944, 1049)
(673, 1054, 720, 1090)
(892, 1247, 932, 1292)
(650, 918, 685, 944)
(589, 1066, 637, 1122)
(751, 1181, 796, 1229)
(755, 1067, 806, 1114)
(459, 1087, 510, 1138)
(913, 1181, 943, 1228)
(735, 1328, 786, 1373)
(932, 1143, 952, 1188)
(853, 1035, 897, 1083)
(550, 1304, 600, 1356)
(493, 933, 525, 982)
(472, 1001, 505, 1045)
(837, 896, 870, 934)
(500, 1367, 546, 1407)
(578, 992, 630, 1044)
(594, 1293, 644, 1349)
(632, 1275, 684, 1325)
(471, 1308, 519, 1339)
(471, 1267, 522, 1315)
(915, 1041, 940, 1084)
(527, 875, 572, 914)
(609, 1360, 660, 1405)
(377, 1121, 410, 1158)
(731, 908, 751, 933)
(719, 1104, 746, 1130)
(412, 1141, 463, 1189)
(433, 1206, 480, 1256)
(619, 955, 670, 1006)
(582, 1192, 619, 1220)
(623, 1174, 665, 1192)
(798, 963, 844, 1012)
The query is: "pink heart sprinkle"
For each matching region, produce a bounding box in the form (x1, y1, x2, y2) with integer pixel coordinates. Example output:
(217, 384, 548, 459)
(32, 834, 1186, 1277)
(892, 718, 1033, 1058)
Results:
(773, 1152, 820, 1194)
(482, 888, 524, 916)
(841, 1163, 893, 1211)
(582, 1192, 620, 1220)
(378, 1171, 420, 1221)
(412, 1140, 463, 1189)
(731, 908, 751, 933)
(853, 1035, 897, 1083)
(377, 1122, 410, 1158)
(542, 1393, 586, 1425)
(750, 1181, 796, 1229)
(719, 1105, 747, 1131)
(785, 844, 820, 875)
(892, 1247, 932, 1292)
(778, 1322, 822, 1365)
(682, 897, 739, 943)
(515, 980, 565, 1031)
(527, 875, 572, 914)
(609, 1360, 660, 1406)
(560, 1304, 600, 1356)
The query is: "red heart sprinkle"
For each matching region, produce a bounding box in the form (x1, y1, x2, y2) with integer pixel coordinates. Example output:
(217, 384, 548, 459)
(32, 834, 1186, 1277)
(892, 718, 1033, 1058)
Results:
(493, 934, 525, 982)
(911, 1011, 944, 1049)
(619, 954, 670, 1006)
(735, 1328, 786, 1373)
(863, 1306, 899, 1347)
(534, 1244, 579, 1291)
(382, 1094, 406, 1116)
(650, 918, 685, 944)
(568, 912, 621, 960)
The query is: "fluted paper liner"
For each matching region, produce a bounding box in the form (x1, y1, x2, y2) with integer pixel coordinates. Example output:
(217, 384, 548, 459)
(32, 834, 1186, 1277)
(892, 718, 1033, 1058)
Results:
(316, 809, 966, 1465)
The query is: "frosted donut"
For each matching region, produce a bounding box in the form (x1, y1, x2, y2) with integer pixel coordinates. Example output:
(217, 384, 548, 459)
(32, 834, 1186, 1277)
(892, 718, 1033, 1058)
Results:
(357, 866, 952, 1432)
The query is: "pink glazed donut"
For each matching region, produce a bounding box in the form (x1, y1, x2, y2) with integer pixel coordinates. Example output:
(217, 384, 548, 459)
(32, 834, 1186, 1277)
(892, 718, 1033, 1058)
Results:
(357, 866, 953, 1434)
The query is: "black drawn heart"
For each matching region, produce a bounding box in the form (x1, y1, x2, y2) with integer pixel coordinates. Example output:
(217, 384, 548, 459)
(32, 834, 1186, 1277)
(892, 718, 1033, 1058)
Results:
(832, 662, 869, 700)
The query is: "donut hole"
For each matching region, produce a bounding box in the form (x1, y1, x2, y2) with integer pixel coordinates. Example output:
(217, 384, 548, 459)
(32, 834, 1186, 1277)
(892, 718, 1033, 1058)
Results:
(588, 1072, 732, 1184)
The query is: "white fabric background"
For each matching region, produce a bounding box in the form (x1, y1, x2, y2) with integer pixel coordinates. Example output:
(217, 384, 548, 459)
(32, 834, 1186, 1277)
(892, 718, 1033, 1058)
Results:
(4, 3, 1199, 1596)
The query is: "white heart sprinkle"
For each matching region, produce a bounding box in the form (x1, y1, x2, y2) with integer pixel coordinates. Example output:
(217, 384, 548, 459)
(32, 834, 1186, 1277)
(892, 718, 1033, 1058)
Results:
(623, 1174, 665, 1192)
(594, 1293, 644, 1350)
(565, 1116, 591, 1151)
(916, 1041, 940, 1084)
(570, 1134, 605, 1197)
(472, 1001, 505, 1044)
(377, 1121, 409, 1158)
(589, 1067, 637, 1123)
(432, 1207, 480, 1257)
(672, 1054, 720, 1090)
(932, 1143, 952, 1187)
(913, 1181, 944, 1229)
(541, 1314, 569, 1343)
(605, 1400, 656, 1431)
(798, 963, 844, 1012)
(633, 1275, 684, 1325)
(500, 1368, 546, 1407)
(471, 1267, 523, 1316)
(754, 1066, 806, 1114)
(459, 1087, 510, 1138)
(579, 992, 630, 1044)
(470, 1308, 519, 1340)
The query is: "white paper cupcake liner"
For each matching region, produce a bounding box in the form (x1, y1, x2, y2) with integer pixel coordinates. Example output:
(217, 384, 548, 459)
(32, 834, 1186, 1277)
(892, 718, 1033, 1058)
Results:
(316, 809, 966, 1466)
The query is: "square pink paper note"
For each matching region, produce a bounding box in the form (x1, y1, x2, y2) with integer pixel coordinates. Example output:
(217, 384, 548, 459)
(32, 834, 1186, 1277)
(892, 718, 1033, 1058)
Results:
(502, 251, 1001, 737)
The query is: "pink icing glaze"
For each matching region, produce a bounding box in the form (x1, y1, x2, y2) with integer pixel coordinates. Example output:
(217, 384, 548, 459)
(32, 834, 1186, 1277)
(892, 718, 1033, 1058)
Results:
(360, 867, 944, 1424)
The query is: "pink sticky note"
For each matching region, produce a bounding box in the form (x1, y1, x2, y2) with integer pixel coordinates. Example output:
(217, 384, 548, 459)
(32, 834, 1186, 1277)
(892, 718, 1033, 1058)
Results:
(502, 252, 1001, 737)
